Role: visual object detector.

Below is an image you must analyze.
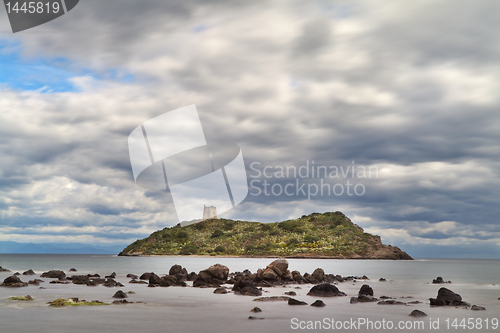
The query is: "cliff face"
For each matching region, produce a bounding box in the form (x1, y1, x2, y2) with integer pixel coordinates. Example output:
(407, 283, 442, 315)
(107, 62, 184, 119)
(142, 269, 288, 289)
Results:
(119, 212, 412, 260)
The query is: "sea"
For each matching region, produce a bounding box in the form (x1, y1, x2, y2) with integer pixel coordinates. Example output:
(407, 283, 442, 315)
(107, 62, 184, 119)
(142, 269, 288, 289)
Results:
(0, 254, 498, 333)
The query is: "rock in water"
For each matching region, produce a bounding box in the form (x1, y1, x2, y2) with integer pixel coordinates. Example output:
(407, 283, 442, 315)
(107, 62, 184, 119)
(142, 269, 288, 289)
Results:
(307, 284, 346, 297)
(22, 269, 35, 276)
(471, 305, 486, 311)
(40, 270, 66, 279)
(250, 307, 262, 312)
(288, 298, 308, 305)
(213, 287, 228, 294)
(409, 310, 427, 317)
(311, 300, 326, 307)
(430, 287, 468, 306)
(113, 290, 127, 299)
(358, 284, 373, 296)
(284, 291, 296, 296)
(266, 259, 288, 278)
(1, 275, 27, 287)
(311, 268, 325, 282)
(0, 266, 11, 272)
(248, 316, 264, 320)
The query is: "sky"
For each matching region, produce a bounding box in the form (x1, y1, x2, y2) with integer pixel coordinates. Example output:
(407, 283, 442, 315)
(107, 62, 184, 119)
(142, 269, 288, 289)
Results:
(0, 0, 499, 258)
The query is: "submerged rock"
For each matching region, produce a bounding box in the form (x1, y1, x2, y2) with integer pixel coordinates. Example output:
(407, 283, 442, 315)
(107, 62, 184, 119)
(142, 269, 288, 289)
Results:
(311, 300, 326, 307)
(40, 270, 66, 279)
(288, 298, 307, 305)
(430, 287, 469, 307)
(250, 307, 262, 312)
(22, 269, 35, 276)
(113, 290, 128, 299)
(307, 283, 346, 297)
(409, 310, 427, 317)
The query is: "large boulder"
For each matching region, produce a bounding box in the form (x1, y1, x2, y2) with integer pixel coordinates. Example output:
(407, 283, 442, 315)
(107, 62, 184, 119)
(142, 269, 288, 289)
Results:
(267, 259, 288, 278)
(71, 275, 91, 285)
(113, 290, 127, 299)
(1, 275, 27, 287)
(307, 283, 346, 297)
(430, 287, 468, 306)
(22, 269, 35, 276)
(202, 264, 229, 281)
(169, 265, 184, 276)
(41, 270, 66, 279)
(261, 268, 278, 281)
(139, 272, 155, 280)
(291, 271, 307, 284)
(148, 273, 162, 286)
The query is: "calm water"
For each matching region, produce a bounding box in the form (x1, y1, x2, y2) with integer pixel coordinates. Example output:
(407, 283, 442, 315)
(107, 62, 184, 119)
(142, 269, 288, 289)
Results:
(0, 255, 499, 333)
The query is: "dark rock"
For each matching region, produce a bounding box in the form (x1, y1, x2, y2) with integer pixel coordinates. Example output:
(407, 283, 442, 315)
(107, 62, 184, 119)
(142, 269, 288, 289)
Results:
(291, 270, 307, 284)
(14, 272, 20, 276)
(350, 297, 359, 304)
(284, 291, 297, 296)
(202, 264, 229, 281)
(307, 283, 346, 297)
(129, 279, 148, 284)
(213, 287, 228, 294)
(126, 274, 138, 279)
(187, 272, 198, 281)
(362, 275, 369, 280)
(240, 286, 262, 296)
(71, 275, 91, 285)
(248, 316, 264, 320)
(356, 295, 378, 302)
(359, 284, 373, 296)
(1, 275, 27, 287)
(311, 268, 325, 282)
(430, 287, 468, 306)
(40, 270, 66, 279)
(408, 301, 422, 304)
(0, 266, 11, 272)
(288, 298, 307, 305)
(160, 275, 186, 287)
(379, 295, 394, 299)
(105, 278, 123, 287)
(28, 279, 44, 285)
(409, 310, 427, 317)
(261, 267, 278, 281)
(87, 274, 100, 278)
(112, 300, 132, 304)
(471, 305, 486, 311)
(139, 272, 155, 280)
(22, 269, 35, 276)
(69, 268, 77, 272)
(253, 296, 290, 302)
(105, 272, 116, 279)
(250, 307, 262, 312)
(379, 278, 386, 282)
(303, 273, 318, 284)
(378, 300, 406, 305)
(169, 265, 184, 276)
(50, 280, 69, 284)
(148, 273, 162, 285)
(432, 277, 451, 284)
(311, 300, 326, 307)
(113, 290, 127, 298)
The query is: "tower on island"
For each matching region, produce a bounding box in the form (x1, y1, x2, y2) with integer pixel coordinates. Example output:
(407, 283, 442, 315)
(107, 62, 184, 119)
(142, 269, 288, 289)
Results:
(203, 205, 217, 220)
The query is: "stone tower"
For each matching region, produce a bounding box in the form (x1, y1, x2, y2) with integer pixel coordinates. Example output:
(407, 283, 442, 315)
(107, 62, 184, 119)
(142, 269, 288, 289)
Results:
(203, 205, 217, 220)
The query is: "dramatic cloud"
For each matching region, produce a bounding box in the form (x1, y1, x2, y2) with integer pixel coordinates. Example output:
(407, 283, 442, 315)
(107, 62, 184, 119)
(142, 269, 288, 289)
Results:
(0, 0, 499, 257)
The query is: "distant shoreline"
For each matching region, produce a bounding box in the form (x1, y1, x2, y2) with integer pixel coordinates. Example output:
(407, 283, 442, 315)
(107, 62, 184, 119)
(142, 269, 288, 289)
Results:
(118, 254, 410, 260)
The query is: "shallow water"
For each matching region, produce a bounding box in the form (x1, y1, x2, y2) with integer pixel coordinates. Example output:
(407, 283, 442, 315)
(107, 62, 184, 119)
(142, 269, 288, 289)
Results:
(0, 255, 499, 333)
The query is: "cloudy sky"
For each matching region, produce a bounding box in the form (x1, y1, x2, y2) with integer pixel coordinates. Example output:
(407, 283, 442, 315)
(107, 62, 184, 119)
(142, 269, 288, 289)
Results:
(0, 0, 499, 258)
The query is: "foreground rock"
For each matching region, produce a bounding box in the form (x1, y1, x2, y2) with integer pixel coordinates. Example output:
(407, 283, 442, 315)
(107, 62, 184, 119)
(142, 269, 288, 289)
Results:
(430, 287, 469, 307)
(307, 283, 346, 297)
(1, 275, 27, 287)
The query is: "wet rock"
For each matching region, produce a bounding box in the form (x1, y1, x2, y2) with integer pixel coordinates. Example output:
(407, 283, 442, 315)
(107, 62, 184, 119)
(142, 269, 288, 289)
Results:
(202, 264, 229, 281)
(232, 279, 261, 296)
(1, 275, 28, 287)
(71, 275, 91, 285)
(213, 287, 228, 294)
(139, 272, 155, 280)
(147, 273, 162, 286)
(87, 274, 100, 278)
(50, 280, 69, 284)
(379, 278, 386, 282)
(105, 278, 123, 287)
(262, 268, 278, 281)
(355, 295, 378, 303)
(22, 269, 35, 276)
(288, 298, 307, 305)
(267, 259, 288, 278)
(250, 307, 262, 312)
(409, 310, 427, 317)
(248, 316, 264, 320)
(0, 266, 11, 272)
(40, 270, 66, 279)
(471, 305, 486, 311)
(311, 300, 326, 307)
(129, 280, 147, 284)
(69, 268, 77, 272)
(105, 272, 116, 279)
(307, 283, 346, 297)
(359, 284, 374, 296)
(126, 274, 138, 279)
(378, 300, 406, 305)
(187, 272, 198, 281)
(291, 270, 307, 284)
(253, 296, 290, 302)
(284, 291, 296, 296)
(430, 287, 469, 307)
(408, 301, 422, 304)
(112, 290, 127, 299)
(379, 295, 394, 299)
(350, 297, 359, 304)
(28, 279, 44, 285)
(432, 277, 451, 284)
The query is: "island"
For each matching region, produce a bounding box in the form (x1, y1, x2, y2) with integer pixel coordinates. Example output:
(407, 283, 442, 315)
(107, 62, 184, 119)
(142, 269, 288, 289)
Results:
(119, 211, 412, 259)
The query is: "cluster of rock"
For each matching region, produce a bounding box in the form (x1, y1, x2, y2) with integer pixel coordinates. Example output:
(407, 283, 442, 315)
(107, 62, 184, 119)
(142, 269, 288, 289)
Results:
(432, 276, 451, 284)
(430, 287, 485, 310)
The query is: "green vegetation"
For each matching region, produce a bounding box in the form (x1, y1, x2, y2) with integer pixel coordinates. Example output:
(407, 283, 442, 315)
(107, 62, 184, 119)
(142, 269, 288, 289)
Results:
(48, 298, 109, 307)
(8, 295, 33, 301)
(120, 211, 387, 257)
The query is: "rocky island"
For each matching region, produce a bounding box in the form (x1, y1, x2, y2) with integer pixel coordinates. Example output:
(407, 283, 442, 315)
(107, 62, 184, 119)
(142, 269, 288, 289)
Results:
(119, 212, 412, 259)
